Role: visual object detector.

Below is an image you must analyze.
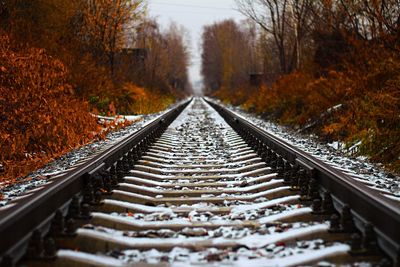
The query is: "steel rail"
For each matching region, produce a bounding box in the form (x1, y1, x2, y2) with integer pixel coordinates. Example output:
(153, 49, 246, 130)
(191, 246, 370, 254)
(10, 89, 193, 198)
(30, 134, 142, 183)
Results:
(206, 98, 400, 262)
(0, 99, 191, 264)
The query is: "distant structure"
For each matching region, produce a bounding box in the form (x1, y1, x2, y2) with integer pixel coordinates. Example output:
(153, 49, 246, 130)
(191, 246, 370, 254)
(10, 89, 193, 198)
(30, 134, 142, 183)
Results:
(249, 72, 279, 87)
(249, 73, 263, 87)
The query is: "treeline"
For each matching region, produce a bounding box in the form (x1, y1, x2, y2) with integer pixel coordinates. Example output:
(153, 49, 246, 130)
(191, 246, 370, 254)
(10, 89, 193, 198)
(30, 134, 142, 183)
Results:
(1, 0, 191, 114)
(0, 0, 191, 181)
(202, 1, 400, 171)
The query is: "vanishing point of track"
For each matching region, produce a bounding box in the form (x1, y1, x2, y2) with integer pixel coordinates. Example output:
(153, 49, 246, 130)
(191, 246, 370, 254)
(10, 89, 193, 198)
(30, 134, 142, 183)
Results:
(0, 98, 399, 267)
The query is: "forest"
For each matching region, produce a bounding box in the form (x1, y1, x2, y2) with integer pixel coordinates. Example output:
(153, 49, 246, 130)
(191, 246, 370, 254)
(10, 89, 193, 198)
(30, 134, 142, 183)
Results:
(0, 0, 191, 181)
(201, 0, 400, 173)
(1, 0, 400, 183)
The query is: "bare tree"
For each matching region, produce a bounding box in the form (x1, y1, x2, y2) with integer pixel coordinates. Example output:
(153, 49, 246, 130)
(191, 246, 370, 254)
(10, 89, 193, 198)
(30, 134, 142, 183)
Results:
(338, 0, 400, 46)
(78, 0, 146, 75)
(235, 0, 313, 73)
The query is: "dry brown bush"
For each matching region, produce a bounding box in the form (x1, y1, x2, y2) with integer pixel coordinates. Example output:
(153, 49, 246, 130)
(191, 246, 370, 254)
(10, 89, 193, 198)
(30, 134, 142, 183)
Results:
(0, 33, 100, 183)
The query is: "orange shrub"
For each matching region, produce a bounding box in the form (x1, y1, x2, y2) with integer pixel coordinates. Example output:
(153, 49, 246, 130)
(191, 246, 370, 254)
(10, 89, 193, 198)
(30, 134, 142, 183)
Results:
(214, 86, 255, 106)
(243, 72, 315, 124)
(124, 83, 175, 114)
(0, 33, 100, 181)
(240, 43, 400, 172)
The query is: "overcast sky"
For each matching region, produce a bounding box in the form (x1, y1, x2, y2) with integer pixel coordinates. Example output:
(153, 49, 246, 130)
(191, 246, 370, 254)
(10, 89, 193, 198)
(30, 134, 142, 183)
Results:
(147, 0, 246, 89)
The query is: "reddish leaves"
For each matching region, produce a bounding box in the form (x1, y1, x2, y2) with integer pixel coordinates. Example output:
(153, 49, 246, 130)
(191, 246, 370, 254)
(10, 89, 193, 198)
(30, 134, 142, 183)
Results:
(240, 44, 400, 172)
(0, 33, 100, 181)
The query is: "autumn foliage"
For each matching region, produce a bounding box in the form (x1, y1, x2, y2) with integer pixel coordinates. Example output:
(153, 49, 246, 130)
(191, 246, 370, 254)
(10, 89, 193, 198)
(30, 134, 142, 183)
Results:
(242, 44, 400, 170)
(204, 1, 400, 172)
(122, 83, 175, 115)
(0, 33, 100, 181)
(0, 0, 191, 183)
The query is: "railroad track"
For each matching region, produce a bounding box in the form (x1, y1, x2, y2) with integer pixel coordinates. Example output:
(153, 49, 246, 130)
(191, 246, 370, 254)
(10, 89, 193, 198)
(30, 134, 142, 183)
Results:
(1, 98, 399, 266)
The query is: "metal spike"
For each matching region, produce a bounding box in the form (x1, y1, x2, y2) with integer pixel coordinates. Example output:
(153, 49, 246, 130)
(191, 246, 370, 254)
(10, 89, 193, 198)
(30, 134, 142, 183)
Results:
(312, 198, 322, 213)
(362, 223, 378, 252)
(329, 214, 340, 232)
(80, 203, 92, 220)
(350, 233, 362, 253)
(68, 195, 81, 219)
(322, 192, 335, 214)
(340, 205, 356, 233)
(65, 218, 77, 236)
(50, 210, 65, 236)
(43, 238, 56, 259)
(26, 229, 43, 259)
